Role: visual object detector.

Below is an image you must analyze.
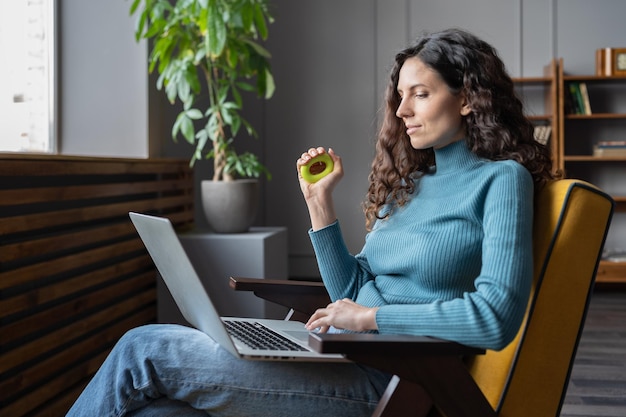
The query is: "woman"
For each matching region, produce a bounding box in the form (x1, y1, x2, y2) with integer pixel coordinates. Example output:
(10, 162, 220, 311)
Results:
(66, 28, 555, 417)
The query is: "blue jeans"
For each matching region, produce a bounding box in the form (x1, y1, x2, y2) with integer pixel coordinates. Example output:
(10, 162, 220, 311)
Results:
(66, 324, 391, 417)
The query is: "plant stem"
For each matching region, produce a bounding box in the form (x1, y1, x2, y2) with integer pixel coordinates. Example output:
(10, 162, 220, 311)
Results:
(205, 64, 228, 181)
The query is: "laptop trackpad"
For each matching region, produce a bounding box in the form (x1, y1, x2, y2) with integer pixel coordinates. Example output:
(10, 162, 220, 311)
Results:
(283, 330, 310, 343)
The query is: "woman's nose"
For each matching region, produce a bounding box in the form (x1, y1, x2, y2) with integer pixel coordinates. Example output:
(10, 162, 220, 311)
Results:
(396, 98, 410, 119)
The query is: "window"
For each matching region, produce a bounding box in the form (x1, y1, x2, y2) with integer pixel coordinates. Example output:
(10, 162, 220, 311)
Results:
(0, 0, 56, 153)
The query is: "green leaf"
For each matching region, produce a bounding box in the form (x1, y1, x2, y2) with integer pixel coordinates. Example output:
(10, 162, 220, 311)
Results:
(230, 115, 242, 136)
(241, 118, 257, 137)
(241, 1, 254, 32)
(130, 0, 142, 15)
(205, 112, 220, 140)
(263, 67, 275, 99)
(235, 81, 255, 92)
(227, 45, 239, 68)
(172, 115, 182, 140)
(178, 78, 191, 105)
(231, 86, 243, 107)
(144, 19, 165, 38)
(155, 71, 165, 91)
(241, 38, 271, 59)
(181, 114, 195, 144)
(207, 0, 227, 57)
(253, 2, 268, 39)
(222, 101, 239, 110)
(194, 47, 206, 63)
(165, 80, 178, 103)
(194, 128, 210, 159)
(221, 106, 233, 126)
(187, 108, 203, 119)
(134, 10, 148, 42)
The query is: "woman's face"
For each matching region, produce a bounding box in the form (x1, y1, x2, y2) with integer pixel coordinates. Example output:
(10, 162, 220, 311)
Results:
(395, 57, 470, 150)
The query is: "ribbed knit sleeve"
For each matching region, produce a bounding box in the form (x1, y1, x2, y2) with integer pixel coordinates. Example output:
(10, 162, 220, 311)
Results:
(308, 221, 376, 301)
(307, 140, 535, 351)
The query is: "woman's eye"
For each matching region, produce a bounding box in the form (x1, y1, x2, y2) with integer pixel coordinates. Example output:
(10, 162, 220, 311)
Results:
(416, 92, 428, 99)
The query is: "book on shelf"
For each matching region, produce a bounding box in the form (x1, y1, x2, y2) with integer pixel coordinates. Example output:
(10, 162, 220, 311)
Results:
(563, 84, 576, 115)
(596, 47, 614, 76)
(579, 82, 592, 115)
(596, 48, 604, 76)
(566, 82, 591, 115)
(533, 125, 552, 145)
(593, 140, 626, 157)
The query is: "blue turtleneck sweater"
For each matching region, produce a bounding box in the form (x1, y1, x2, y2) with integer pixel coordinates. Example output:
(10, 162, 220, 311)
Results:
(309, 140, 534, 350)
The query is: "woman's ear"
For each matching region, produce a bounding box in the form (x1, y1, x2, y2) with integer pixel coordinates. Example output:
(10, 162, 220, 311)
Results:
(460, 96, 472, 116)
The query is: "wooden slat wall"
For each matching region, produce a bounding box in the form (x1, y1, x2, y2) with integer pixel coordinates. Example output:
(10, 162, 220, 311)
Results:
(0, 154, 194, 417)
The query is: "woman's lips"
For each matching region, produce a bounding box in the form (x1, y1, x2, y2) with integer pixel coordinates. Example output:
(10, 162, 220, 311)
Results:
(406, 125, 420, 135)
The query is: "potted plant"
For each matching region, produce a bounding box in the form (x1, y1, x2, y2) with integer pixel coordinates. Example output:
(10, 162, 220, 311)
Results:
(130, 0, 275, 232)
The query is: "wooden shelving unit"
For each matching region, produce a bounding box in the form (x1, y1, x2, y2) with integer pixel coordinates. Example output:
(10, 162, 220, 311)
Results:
(515, 59, 626, 285)
(512, 59, 559, 168)
(596, 260, 626, 284)
(557, 58, 626, 284)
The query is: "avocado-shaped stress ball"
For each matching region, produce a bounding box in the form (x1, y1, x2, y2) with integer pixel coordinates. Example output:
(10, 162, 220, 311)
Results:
(300, 153, 334, 183)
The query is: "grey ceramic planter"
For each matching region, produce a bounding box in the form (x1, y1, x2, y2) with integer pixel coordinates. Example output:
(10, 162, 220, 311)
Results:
(200, 179, 259, 233)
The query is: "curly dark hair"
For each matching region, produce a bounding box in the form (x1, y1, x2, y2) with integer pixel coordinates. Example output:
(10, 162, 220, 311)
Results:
(364, 28, 558, 230)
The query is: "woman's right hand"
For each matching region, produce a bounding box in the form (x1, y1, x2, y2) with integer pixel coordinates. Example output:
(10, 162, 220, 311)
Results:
(296, 147, 343, 230)
(296, 147, 343, 196)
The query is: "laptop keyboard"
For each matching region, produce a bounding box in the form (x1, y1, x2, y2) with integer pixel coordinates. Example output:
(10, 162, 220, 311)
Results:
(223, 320, 308, 351)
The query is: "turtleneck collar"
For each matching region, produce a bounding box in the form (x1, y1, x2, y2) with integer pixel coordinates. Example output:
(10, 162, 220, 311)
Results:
(432, 139, 482, 175)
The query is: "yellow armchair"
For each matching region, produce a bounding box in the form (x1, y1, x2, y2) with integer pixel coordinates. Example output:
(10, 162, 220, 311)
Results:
(231, 179, 614, 417)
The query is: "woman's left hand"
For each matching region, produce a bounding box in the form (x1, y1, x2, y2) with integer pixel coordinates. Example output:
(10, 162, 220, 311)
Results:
(305, 299, 379, 333)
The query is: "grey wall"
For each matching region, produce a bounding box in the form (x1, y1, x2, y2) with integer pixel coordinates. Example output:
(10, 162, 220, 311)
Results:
(59, 0, 148, 158)
(59, 0, 626, 277)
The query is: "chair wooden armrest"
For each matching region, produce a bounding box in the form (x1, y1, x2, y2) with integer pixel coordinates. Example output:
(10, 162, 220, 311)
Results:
(308, 332, 484, 356)
(229, 276, 327, 293)
(229, 276, 330, 321)
(310, 332, 493, 417)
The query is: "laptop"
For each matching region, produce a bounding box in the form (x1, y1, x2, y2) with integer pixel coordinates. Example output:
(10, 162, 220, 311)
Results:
(129, 212, 346, 362)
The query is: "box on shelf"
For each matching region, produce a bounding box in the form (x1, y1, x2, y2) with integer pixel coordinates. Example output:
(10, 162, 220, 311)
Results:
(596, 47, 626, 76)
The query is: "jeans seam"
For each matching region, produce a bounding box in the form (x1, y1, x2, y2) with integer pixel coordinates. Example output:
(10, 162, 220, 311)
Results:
(159, 377, 380, 407)
(118, 380, 157, 417)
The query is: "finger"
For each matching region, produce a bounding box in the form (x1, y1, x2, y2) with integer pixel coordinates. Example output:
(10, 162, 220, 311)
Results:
(305, 308, 326, 328)
(305, 318, 323, 331)
(307, 147, 329, 158)
(307, 318, 331, 333)
(305, 310, 331, 331)
(297, 154, 310, 165)
(297, 147, 328, 168)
